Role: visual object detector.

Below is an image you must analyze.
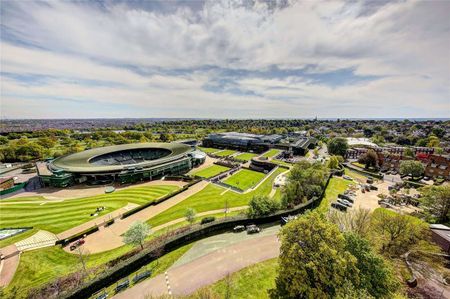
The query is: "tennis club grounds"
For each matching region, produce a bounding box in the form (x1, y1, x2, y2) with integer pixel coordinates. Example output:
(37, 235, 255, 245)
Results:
(192, 164, 230, 178)
(234, 152, 258, 162)
(223, 169, 266, 190)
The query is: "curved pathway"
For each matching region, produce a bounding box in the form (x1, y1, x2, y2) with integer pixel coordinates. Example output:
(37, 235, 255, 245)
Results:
(113, 233, 280, 298)
(72, 181, 210, 253)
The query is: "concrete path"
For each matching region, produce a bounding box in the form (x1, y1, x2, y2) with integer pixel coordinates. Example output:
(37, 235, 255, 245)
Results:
(15, 230, 58, 251)
(0, 244, 20, 287)
(151, 206, 248, 232)
(113, 234, 280, 299)
(72, 181, 210, 253)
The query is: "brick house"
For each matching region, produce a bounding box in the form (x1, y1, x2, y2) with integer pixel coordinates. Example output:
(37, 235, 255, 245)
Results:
(425, 154, 450, 180)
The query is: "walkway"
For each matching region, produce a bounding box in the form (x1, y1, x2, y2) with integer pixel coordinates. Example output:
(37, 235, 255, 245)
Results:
(72, 181, 210, 253)
(113, 234, 280, 298)
(0, 245, 20, 287)
(15, 230, 58, 251)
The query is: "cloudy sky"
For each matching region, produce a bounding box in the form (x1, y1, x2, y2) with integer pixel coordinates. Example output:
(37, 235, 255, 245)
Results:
(1, 0, 449, 119)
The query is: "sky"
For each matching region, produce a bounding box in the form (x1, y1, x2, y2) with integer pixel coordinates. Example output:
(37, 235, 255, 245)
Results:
(1, 0, 449, 119)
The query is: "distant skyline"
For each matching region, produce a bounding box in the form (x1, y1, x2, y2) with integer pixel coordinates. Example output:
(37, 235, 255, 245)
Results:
(1, 0, 449, 119)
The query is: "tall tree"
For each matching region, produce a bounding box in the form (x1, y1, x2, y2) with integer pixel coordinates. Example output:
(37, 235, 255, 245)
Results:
(327, 137, 348, 157)
(420, 185, 450, 222)
(399, 160, 425, 177)
(270, 212, 358, 299)
(358, 149, 378, 169)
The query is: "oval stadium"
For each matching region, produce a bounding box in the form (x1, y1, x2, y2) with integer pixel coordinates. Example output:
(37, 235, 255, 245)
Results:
(36, 143, 206, 187)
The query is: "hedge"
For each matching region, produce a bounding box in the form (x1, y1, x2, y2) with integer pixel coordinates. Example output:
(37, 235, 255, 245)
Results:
(56, 225, 99, 246)
(60, 174, 333, 299)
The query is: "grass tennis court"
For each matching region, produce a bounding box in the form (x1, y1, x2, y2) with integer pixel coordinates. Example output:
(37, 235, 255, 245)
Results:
(192, 164, 230, 178)
(234, 152, 258, 162)
(261, 149, 281, 158)
(197, 147, 222, 154)
(0, 185, 179, 235)
(214, 149, 237, 157)
(223, 169, 266, 191)
(147, 168, 284, 227)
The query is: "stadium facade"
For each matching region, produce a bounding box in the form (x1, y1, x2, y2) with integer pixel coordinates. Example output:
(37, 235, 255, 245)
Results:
(37, 143, 206, 187)
(202, 132, 316, 155)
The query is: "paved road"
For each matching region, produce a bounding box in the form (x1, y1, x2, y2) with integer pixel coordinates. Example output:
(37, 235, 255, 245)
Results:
(113, 233, 280, 299)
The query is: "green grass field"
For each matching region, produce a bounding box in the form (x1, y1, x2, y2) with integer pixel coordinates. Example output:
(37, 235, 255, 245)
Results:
(192, 258, 278, 299)
(317, 177, 353, 214)
(0, 185, 179, 235)
(261, 149, 281, 159)
(223, 169, 266, 190)
(234, 152, 258, 162)
(147, 168, 284, 227)
(271, 159, 293, 167)
(197, 146, 222, 154)
(192, 164, 230, 178)
(214, 149, 237, 157)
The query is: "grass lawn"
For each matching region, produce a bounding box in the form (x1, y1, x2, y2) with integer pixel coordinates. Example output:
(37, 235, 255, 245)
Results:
(0, 185, 179, 235)
(261, 149, 281, 159)
(317, 177, 353, 214)
(147, 168, 284, 227)
(223, 169, 266, 191)
(192, 258, 278, 299)
(272, 159, 293, 167)
(192, 164, 230, 178)
(234, 152, 258, 162)
(345, 168, 368, 183)
(197, 147, 222, 154)
(214, 149, 237, 157)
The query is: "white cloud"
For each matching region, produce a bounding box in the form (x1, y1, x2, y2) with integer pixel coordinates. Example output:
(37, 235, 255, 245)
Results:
(1, 0, 449, 118)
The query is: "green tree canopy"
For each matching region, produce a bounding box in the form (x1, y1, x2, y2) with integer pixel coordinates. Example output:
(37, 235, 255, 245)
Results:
(420, 184, 450, 222)
(327, 137, 348, 157)
(123, 221, 151, 250)
(399, 160, 425, 178)
(247, 195, 280, 218)
(271, 212, 358, 299)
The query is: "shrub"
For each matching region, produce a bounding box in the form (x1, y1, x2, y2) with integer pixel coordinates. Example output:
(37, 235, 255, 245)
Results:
(247, 195, 280, 218)
(200, 217, 216, 224)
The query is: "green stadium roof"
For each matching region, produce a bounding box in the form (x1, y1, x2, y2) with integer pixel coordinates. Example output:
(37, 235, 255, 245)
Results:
(50, 142, 193, 173)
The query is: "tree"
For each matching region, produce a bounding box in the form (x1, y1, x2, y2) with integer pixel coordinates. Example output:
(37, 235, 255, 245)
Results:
(327, 155, 340, 169)
(247, 195, 280, 217)
(403, 147, 414, 158)
(399, 160, 424, 178)
(344, 233, 399, 298)
(420, 184, 450, 222)
(327, 137, 348, 157)
(358, 149, 378, 169)
(427, 135, 440, 148)
(123, 221, 151, 250)
(371, 208, 429, 256)
(270, 212, 358, 299)
(328, 208, 372, 237)
(185, 208, 197, 224)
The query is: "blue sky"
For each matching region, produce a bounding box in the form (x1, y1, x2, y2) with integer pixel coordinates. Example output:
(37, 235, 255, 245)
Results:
(1, 0, 449, 119)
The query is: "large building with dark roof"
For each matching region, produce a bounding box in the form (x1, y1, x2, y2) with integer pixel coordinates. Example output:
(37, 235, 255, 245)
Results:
(37, 143, 206, 187)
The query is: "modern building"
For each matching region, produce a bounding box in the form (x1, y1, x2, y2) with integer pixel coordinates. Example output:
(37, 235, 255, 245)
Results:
(37, 143, 206, 187)
(202, 132, 283, 153)
(202, 132, 316, 155)
(430, 224, 450, 253)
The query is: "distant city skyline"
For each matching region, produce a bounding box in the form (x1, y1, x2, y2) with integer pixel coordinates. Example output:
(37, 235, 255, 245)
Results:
(1, 0, 449, 119)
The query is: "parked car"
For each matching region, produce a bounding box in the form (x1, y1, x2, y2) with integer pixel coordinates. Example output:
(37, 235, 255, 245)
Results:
(369, 185, 378, 191)
(331, 202, 347, 212)
(366, 177, 374, 184)
(281, 215, 297, 226)
(338, 194, 354, 203)
(233, 225, 245, 233)
(246, 224, 261, 234)
(70, 239, 85, 251)
(338, 199, 352, 208)
(343, 175, 352, 181)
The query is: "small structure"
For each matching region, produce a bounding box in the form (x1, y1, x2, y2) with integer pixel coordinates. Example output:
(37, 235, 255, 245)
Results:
(0, 177, 14, 191)
(430, 224, 450, 253)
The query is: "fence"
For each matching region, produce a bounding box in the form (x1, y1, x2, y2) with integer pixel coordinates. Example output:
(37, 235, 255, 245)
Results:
(61, 173, 333, 299)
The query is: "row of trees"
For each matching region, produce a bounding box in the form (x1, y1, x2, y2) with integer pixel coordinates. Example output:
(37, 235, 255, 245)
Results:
(271, 207, 442, 299)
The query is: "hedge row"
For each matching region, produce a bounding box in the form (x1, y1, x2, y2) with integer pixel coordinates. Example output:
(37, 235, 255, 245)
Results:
(56, 226, 99, 246)
(120, 179, 201, 219)
(61, 174, 332, 299)
(343, 163, 383, 179)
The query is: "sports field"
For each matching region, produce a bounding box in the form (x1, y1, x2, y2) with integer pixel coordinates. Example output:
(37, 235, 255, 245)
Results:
(234, 152, 258, 162)
(214, 149, 237, 157)
(223, 169, 266, 190)
(147, 168, 284, 227)
(192, 164, 230, 178)
(261, 149, 281, 158)
(0, 185, 179, 235)
(197, 147, 221, 154)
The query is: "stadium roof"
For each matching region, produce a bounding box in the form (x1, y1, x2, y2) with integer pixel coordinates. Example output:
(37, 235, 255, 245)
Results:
(50, 143, 193, 173)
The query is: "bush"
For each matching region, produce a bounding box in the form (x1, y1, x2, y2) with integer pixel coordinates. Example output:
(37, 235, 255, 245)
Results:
(200, 217, 216, 224)
(248, 195, 280, 218)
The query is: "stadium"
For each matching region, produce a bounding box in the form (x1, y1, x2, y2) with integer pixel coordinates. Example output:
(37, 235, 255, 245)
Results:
(36, 143, 206, 187)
